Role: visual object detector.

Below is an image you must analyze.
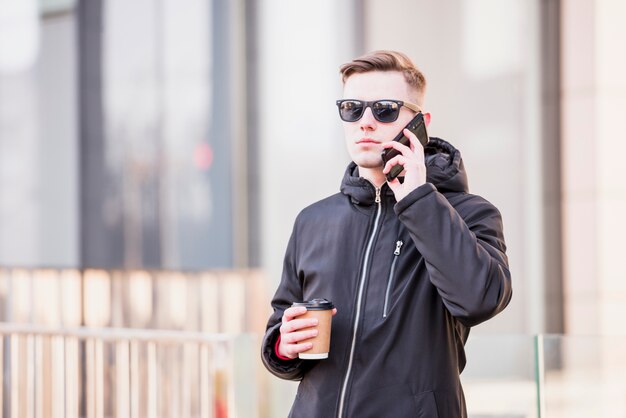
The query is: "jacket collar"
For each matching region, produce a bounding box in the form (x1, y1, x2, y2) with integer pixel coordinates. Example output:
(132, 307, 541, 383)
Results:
(339, 164, 394, 206)
(340, 137, 469, 206)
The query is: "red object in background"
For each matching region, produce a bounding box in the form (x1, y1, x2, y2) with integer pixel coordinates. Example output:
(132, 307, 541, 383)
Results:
(215, 399, 227, 418)
(194, 142, 214, 171)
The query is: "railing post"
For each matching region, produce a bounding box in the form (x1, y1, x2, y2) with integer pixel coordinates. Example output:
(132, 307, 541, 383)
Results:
(232, 334, 258, 418)
(86, 340, 93, 418)
(534, 334, 546, 418)
(53, 335, 66, 418)
(181, 343, 191, 418)
(10, 335, 19, 418)
(129, 341, 139, 418)
(115, 340, 130, 418)
(65, 337, 79, 418)
(147, 342, 157, 417)
(199, 344, 211, 418)
(34, 335, 43, 418)
(26, 335, 34, 418)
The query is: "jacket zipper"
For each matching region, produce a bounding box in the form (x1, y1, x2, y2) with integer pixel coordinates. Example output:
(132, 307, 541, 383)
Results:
(337, 186, 382, 418)
(383, 240, 403, 318)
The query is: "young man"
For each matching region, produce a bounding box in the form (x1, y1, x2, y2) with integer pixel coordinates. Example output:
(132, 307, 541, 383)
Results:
(261, 50, 512, 418)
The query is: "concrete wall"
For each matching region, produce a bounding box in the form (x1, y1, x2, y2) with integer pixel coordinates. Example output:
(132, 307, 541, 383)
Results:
(363, 0, 550, 335)
(561, 0, 626, 336)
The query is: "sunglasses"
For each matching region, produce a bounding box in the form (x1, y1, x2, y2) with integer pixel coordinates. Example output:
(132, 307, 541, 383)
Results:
(336, 99, 421, 123)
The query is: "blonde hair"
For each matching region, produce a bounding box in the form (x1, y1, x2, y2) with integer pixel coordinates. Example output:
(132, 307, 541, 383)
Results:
(339, 50, 427, 100)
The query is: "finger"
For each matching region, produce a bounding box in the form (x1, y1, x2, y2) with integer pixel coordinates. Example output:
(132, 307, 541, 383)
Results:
(403, 128, 425, 160)
(280, 317, 319, 334)
(282, 328, 319, 344)
(382, 155, 407, 175)
(283, 341, 314, 357)
(382, 140, 412, 157)
(387, 176, 402, 187)
(282, 306, 308, 322)
(332, 308, 337, 316)
(402, 129, 417, 152)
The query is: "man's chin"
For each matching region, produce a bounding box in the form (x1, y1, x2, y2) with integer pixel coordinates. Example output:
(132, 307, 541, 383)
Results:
(353, 159, 384, 169)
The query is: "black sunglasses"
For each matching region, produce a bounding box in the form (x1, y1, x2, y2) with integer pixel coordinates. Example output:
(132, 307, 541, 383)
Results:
(336, 99, 421, 123)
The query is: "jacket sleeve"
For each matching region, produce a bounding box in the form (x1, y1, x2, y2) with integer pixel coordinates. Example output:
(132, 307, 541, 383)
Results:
(260, 218, 317, 380)
(394, 183, 512, 327)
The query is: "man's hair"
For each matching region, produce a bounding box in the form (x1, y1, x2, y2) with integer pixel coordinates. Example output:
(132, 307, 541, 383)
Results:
(339, 50, 427, 100)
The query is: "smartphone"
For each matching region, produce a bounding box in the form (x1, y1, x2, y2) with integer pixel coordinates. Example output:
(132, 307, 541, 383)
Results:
(381, 112, 429, 181)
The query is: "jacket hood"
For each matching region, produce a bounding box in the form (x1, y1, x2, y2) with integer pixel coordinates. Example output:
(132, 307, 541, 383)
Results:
(340, 137, 469, 205)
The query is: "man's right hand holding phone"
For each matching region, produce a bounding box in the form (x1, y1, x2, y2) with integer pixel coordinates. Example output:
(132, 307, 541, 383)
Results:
(382, 128, 428, 202)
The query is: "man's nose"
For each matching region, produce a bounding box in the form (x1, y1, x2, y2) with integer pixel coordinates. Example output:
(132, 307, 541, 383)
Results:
(359, 106, 377, 131)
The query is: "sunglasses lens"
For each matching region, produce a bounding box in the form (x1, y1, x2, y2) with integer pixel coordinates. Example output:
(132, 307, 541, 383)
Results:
(337, 100, 402, 122)
(339, 100, 364, 122)
(372, 100, 400, 122)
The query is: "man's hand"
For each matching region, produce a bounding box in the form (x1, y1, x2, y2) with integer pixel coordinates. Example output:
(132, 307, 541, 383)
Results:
(278, 306, 338, 359)
(382, 128, 427, 202)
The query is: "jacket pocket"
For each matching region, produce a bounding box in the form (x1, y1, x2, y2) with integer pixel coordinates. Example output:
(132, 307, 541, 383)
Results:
(351, 384, 435, 418)
(413, 390, 439, 418)
(383, 240, 403, 318)
(350, 385, 440, 418)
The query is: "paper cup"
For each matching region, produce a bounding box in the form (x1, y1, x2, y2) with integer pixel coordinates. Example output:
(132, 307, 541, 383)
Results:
(292, 299, 334, 360)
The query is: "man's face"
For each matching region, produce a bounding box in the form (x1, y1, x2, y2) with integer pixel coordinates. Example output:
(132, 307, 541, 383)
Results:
(341, 71, 420, 170)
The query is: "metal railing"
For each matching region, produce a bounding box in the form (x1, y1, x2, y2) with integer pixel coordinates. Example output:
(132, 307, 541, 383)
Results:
(0, 267, 267, 417)
(2, 330, 626, 417)
(0, 324, 258, 418)
(2, 269, 626, 417)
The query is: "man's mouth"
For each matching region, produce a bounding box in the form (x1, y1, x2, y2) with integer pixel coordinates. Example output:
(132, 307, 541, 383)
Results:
(356, 138, 381, 144)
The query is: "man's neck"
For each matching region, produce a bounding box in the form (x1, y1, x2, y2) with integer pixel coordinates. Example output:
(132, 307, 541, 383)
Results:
(358, 166, 387, 189)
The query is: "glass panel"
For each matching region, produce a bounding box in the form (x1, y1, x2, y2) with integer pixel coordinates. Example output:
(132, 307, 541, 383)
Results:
(0, 10, 78, 268)
(542, 335, 626, 417)
(39, 0, 76, 15)
(363, 0, 557, 337)
(99, 0, 236, 269)
(461, 335, 539, 417)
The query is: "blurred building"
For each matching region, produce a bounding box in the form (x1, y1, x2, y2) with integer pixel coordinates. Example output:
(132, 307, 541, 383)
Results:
(1, 0, 626, 417)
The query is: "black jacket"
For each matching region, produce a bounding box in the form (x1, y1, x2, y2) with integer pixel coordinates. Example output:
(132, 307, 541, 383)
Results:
(261, 138, 512, 418)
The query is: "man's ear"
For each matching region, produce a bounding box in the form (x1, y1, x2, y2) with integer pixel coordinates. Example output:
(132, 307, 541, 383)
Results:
(424, 112, 432, 127)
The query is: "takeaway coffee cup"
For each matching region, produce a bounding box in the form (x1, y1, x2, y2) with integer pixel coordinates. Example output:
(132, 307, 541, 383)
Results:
(291, 299, 334, 360)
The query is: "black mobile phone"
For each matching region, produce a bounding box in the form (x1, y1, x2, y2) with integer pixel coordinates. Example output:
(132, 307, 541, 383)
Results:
(381, 112, 429, 181)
